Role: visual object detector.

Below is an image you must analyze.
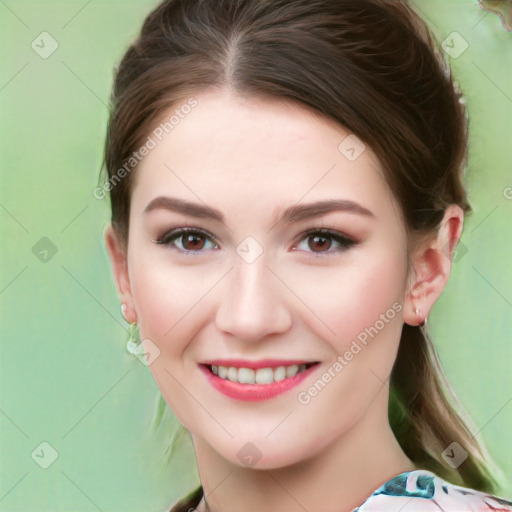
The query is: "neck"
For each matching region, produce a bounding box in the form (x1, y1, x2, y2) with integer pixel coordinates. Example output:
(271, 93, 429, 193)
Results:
(192, 388, 416, 512)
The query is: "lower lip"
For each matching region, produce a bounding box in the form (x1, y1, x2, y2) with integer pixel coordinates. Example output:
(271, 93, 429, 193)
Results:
(199, 364, 319, 401)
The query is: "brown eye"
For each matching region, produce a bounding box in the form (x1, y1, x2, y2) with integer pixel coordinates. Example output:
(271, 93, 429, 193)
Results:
(308, 234, 332, 252)
(181, 232, 206, 251)
(296, 229, 356, 256)
(156, 228, 218, 253)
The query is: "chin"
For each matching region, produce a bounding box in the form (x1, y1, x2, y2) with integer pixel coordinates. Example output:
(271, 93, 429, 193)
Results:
(229, 449, 305, 471)
(210, 435, 317, 471)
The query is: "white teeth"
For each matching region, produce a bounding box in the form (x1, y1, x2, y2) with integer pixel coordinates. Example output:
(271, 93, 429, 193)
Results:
(286, 364, 299, 378)
(273, 366, 286, 382)
(210, 364, 310, 384)
(255, 367, 274, 384)
(227, 367, 238, 382)
(238, 367, 255, 384)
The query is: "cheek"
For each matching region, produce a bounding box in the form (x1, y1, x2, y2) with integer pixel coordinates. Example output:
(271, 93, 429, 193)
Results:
(128, 258, 209, 428)
(280, 247, 407, 349)
(128, 253, 227, 359)
(128, 253, 198, 352)
(132, 269, 185, 343)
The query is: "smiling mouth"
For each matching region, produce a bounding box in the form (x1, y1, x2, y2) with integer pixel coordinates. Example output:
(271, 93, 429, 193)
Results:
(204, 362, 319, 385)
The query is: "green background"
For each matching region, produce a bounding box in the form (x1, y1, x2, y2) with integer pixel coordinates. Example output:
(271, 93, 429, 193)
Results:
(1, 1, 511, 510)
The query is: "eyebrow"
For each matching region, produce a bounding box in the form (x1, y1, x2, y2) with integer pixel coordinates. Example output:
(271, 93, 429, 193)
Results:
(143, 196, 374, 224)
(277, 199, 374, 223)
(144, 196, 224, 220)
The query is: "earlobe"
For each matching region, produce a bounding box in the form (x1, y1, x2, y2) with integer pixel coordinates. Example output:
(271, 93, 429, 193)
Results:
(403, 205, 464, 327)
(103, 223, 138, 324)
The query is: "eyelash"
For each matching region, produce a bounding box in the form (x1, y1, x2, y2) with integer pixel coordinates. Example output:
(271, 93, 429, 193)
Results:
(154, 226, 357, 257)
(294, 227, 356, 257)
(154, 227, 220, 255)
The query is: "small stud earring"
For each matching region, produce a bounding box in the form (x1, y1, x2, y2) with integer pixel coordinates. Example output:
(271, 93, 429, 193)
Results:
(414, 307, 426, 327)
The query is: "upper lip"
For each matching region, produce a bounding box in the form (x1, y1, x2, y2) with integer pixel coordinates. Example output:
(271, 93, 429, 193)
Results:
(200, 359, 319, 369)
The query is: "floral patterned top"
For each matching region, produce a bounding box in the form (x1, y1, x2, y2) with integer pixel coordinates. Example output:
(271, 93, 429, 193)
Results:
(168, 469, 512, 512)
(353, 469, 512, 511)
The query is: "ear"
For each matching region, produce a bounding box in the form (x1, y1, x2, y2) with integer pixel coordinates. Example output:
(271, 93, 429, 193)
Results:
(403, 204, 464, 326)
(104, 223, 138, 324)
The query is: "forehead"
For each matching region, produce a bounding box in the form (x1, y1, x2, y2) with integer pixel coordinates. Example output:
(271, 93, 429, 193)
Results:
(131, 90, 398, 223)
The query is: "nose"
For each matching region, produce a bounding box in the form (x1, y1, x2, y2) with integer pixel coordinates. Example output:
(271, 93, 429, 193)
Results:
(215, 256, 293, 343)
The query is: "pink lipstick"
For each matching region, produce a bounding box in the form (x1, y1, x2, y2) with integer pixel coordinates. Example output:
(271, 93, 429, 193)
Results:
(199, 359, 320, 401)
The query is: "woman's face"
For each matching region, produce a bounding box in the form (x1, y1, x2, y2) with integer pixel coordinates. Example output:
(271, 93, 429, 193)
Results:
(117, 90, 414, 468)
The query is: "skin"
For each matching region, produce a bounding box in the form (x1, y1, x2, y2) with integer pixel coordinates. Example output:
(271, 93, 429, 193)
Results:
(105, 89, 464, 512)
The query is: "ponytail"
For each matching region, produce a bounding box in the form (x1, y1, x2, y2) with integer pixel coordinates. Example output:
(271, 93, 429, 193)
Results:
(389, 323, 500, 492)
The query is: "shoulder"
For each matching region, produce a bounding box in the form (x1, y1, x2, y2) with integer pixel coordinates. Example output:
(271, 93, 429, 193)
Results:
(354, 469, 512, 511)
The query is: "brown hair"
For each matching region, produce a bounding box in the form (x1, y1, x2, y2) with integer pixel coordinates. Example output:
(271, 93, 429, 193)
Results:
(102, 0, 501, 506)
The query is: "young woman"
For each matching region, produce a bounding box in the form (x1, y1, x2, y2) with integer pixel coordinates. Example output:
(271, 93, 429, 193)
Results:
(102, 0, 512, 510)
